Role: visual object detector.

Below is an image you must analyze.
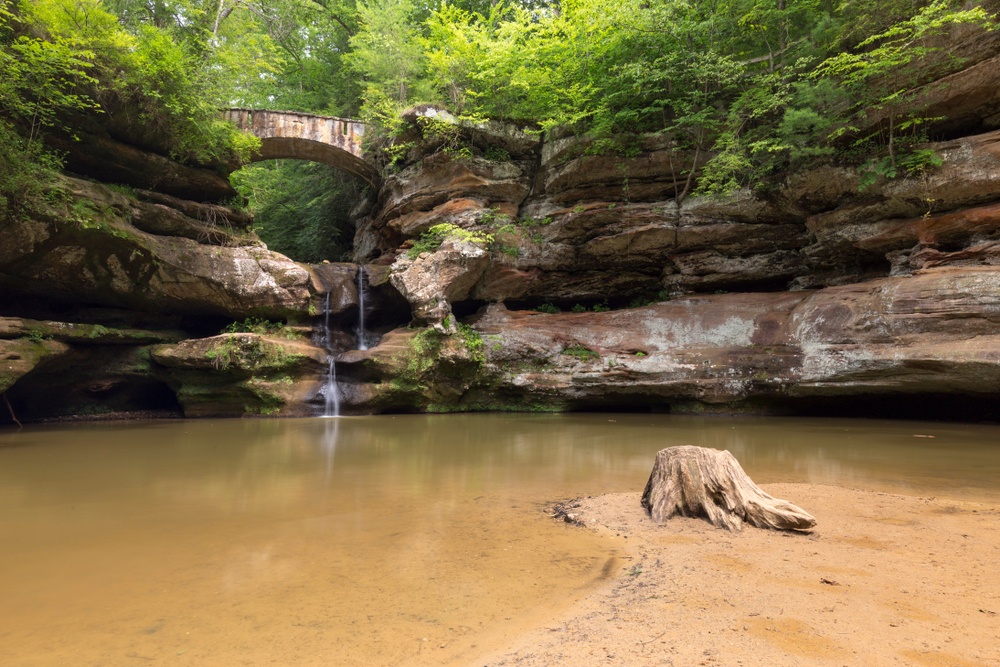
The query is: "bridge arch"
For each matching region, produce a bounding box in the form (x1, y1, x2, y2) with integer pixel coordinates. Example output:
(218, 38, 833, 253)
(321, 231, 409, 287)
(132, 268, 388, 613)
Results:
(225, 108, 380, 188)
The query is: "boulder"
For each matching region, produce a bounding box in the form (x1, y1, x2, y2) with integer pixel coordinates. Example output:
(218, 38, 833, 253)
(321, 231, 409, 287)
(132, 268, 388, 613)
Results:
(360, 153, 530, 257)
(389, 237, 490, 329)
(375, 154, 529, 228)
(308, 262, 361, 317)
(401, 105, 542, 159)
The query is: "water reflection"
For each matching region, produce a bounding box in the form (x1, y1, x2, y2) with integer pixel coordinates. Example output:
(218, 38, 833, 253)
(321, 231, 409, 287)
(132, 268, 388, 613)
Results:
(320, 416, 339, 480)
(1, 414, 999, 666)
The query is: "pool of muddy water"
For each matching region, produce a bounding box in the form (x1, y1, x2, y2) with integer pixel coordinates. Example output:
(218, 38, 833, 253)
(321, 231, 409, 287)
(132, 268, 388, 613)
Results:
(2, 414, 998, 665)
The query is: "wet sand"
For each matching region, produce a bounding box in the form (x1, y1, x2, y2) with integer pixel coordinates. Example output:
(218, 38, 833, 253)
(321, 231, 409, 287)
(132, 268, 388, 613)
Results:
(481, 484, 1000, 667)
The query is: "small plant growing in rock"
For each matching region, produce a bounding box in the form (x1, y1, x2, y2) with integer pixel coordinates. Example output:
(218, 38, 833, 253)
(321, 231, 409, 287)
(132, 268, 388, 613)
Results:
(223, 318, 285, 336)
(483, 146, 511, 162)
(629, 296, 653, 308)
(417, 116, 471, 159)
(456, 323, 485, 364)
(536, 303, 560, 314)
(496, 244, 520, 258)
(222, 318, 302, 340)
(407, 233, 444, 258)
(390, 327, 444, 393)
(407, 223, 494, 259)
(479, 207, 512, 226)
(206, 335, 297, 371)
(562, 344, 599, 362)
(384, 140, 415, 168)
(443, 145, 473, 159)
(518, 215, 552, 227)
(571, 304, 587, 313)
(592, 300, 611, 312)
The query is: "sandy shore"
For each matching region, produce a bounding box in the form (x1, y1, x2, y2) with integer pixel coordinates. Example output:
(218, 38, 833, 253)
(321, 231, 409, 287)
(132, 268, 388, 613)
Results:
(479, 484, 1000, 667)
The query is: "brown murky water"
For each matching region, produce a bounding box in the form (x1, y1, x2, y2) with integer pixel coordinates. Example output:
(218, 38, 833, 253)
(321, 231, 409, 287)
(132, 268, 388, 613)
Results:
(2, 414, 999, 666)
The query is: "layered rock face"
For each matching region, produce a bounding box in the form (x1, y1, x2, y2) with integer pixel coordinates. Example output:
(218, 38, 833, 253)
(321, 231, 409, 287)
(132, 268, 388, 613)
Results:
(1, 179, 314, 318)
(7, 42, 1000, 423)
(0, 170, 361, 421)
(340, 96, 1000, 419)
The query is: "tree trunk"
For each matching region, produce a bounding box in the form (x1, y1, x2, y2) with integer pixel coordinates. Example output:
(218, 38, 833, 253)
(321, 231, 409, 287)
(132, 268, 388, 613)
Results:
(640, 446, 816, 532)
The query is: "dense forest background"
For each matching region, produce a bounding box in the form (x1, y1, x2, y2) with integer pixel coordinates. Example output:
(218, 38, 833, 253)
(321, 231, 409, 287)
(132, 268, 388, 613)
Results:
(1, 0, 995, 261)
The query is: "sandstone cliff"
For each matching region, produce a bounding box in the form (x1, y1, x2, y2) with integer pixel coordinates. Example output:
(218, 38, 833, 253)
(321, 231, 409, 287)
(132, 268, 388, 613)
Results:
(336, 88, 1000, 420)
(5, 47, 1000, 423)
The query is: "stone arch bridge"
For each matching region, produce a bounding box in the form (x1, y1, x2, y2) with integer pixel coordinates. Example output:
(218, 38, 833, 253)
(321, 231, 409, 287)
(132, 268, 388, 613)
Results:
(224, 108, 379, 188)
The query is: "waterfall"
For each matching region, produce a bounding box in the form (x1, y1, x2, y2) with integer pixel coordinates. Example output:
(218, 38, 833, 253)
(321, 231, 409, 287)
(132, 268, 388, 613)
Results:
(355, 265, 372, 351)
(317, 266, 377, 418)
(320, 290, 341, 418)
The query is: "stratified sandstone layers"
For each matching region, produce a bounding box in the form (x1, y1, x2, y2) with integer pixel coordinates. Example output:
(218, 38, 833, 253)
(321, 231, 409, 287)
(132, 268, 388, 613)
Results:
(6, 35, 1000, 422)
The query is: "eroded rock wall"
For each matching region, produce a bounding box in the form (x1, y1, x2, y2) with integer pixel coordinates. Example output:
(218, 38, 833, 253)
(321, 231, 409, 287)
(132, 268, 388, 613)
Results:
(339, 93, 1000, 419)
(0, 172, 357, 421)
(9, 50, 1000, 423)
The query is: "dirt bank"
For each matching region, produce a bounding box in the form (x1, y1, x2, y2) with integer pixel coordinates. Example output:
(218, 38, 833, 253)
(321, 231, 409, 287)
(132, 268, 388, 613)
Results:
(481, 484, 1000, 667)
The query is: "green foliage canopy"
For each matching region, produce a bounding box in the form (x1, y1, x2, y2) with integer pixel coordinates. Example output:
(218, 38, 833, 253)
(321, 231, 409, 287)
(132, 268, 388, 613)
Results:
(3, 0, 997, 258)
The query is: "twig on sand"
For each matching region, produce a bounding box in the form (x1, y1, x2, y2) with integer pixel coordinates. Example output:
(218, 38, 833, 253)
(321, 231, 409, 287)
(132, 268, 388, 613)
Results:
(639, 631, 666, 651)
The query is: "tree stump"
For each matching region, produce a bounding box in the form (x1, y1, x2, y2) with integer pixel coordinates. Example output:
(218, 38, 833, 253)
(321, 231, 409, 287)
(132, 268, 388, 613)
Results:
(640, 446, 816, 532)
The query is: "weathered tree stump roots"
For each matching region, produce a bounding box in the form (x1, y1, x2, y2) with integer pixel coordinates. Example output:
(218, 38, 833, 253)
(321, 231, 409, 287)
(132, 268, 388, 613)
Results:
(641, 446, 816, 532)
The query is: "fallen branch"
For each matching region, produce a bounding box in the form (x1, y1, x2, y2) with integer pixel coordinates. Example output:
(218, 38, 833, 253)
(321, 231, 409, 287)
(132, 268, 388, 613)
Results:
(2, 392, 22, 429)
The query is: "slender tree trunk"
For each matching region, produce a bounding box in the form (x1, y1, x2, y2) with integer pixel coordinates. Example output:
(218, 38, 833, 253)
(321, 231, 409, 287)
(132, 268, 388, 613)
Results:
(889, 114, 897, 169)
(212, 0, 238, 36)
(778, 0, 787, 65)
